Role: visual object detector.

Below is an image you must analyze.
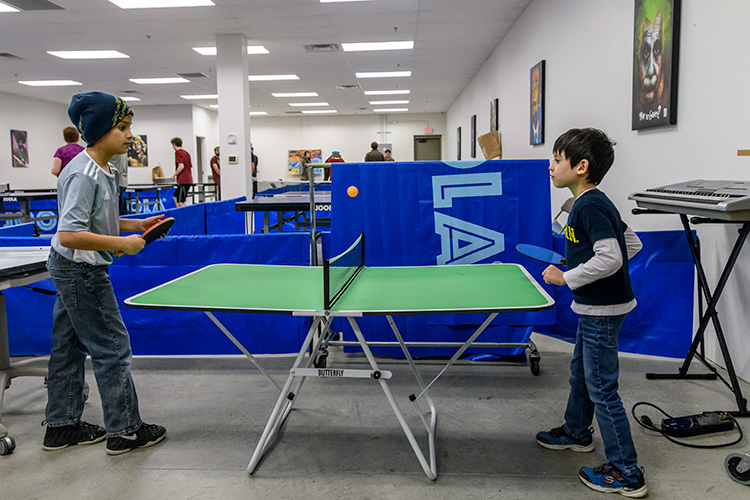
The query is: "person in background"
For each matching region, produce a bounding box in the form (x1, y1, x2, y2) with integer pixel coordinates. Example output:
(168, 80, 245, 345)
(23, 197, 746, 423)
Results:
(169, 137, 194, 207)
(535, 127, 646, 498)
(299, 150, 312, 181)
(364, 141, 385, 162)
(324, 150, 345, 180)
(251, 145, 259, 196)
(384, 149, 395, 161)
(110, 153, 128, 215)
(210, 146, 221, 201)
(51, 126, 85, 177)
(43, 91, 166, 456)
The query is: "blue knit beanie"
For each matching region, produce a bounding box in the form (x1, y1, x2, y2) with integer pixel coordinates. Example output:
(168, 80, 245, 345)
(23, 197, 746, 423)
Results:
(68, 92, 133, 146)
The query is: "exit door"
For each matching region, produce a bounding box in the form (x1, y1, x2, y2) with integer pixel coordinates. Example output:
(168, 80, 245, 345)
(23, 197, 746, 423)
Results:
(414, 135, 442, 161)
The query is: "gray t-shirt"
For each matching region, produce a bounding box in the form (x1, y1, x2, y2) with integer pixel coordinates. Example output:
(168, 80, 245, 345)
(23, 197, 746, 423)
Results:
(52, 151, 120, 266)
(110, 153, 128, 187)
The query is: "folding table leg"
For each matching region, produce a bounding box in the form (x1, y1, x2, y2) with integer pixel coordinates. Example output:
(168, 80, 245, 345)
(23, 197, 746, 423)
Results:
(247, 316, 333, 474)
(347, 317, 438, 480)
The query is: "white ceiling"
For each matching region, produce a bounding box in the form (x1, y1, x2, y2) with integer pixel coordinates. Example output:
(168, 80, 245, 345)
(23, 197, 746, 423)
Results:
(0, 0, 530, 116)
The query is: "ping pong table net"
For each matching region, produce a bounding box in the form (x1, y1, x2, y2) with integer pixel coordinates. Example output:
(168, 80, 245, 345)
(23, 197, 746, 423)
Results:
(323, 233, 365, 310)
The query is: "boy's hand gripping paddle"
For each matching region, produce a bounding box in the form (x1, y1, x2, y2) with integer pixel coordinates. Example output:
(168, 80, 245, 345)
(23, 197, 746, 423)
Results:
(115, 217, 174, 257)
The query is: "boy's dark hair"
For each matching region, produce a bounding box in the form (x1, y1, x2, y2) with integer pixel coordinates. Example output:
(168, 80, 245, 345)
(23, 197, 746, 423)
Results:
(553, 128, 615, 185)
(371, 141, 378, 149)
(63, 126, 79, 143)
(171, 137, 183, 147)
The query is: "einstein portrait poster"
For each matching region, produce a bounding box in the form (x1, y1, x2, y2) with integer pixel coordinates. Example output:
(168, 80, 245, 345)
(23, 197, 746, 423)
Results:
(632, 0, 681, 130)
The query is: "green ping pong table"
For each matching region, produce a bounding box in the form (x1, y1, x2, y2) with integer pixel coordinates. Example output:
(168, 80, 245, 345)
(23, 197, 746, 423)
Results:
(125, 260, 553, 479)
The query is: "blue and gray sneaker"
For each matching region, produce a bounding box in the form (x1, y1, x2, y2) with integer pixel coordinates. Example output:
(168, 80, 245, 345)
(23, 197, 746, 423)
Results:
(536, 425, 594, 452)
(579, 462, 648, 498)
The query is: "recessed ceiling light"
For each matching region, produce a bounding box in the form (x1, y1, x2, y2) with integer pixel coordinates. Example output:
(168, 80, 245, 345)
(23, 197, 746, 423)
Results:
(48, 50, 129, 59)
(342, 41, 414, 52)
(130, 77, 190, 84)
(249, 111, 268, 116)
(108, 0, 215, 9)
(18, 80, 82, 87)
(364, 90, 410, 95)
(302, 110, 337, 114)
(120, 96, 141, 102)
(180, 94, 218, 99)
(193, 45, 269, 56)
(248, 74, 299, 81)
(369, 100, 409, 105)
(373, 108, 408, 112)
(288, 102, 328, 107)
(356, 71, 411, 79)
(272, 92, 318, 98)
(0, 4, 20, 12)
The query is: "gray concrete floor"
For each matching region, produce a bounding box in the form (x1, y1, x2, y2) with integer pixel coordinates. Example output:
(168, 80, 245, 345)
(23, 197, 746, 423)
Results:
(1, 333, 748, 499)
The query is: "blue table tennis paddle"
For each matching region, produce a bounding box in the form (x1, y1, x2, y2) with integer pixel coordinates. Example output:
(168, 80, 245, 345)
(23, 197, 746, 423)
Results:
(516, 243, 566, 266)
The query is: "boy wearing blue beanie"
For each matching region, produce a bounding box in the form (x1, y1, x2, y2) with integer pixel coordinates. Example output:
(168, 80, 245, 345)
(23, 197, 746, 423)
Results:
(43, 91, 167, 455)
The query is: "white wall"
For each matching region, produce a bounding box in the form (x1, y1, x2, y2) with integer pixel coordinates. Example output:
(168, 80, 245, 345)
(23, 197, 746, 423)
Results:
(126, 105, 195, 185)
(447, 0, 750, 381)
(0, 94, 70, 190)
(192, 105, 220, 183)
(249, 112, 447, 182)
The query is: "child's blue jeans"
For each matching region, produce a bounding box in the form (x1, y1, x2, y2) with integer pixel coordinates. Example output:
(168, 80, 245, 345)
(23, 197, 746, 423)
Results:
(45, 248, 142, 437)
(563, 314, 639, 475)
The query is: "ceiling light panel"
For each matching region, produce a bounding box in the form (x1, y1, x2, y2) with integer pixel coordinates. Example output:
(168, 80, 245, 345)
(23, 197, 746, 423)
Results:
(108, 0, 215, 8)
(356, 71, 411, 79)
(248, 74, 299, 81)
(369, 100, 409, 105)
(272, 92, 318, 98)
(288, 102, 328, 107)
(48, 50, 129, 59)
(18, 80, 82, 86)
(342, 41, 414, 52)
(364, 90, 410, 95)
(373, 108, 408, 112)
(130, 77, 189, 84)
(302, 110, 337, 114)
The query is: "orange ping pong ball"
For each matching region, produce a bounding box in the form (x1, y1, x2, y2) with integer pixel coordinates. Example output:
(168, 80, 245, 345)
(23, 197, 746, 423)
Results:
(347, 186, 359, 197)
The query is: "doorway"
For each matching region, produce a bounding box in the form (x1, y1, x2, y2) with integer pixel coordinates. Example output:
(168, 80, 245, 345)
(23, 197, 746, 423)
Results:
(413, 135, 442, 161)
(195, 136, 205, 182)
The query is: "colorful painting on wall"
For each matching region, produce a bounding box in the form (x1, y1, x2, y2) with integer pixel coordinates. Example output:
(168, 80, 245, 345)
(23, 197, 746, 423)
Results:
(11, 129, 28, 168)
(632, 0, 681, 130)
(128, 134, 148, 167)
(530, 60, 545, 145)
(288, 149, 322, 176)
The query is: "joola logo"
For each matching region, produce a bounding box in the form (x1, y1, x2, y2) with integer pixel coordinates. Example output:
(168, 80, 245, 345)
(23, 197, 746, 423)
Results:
(432, 172, 505, 265)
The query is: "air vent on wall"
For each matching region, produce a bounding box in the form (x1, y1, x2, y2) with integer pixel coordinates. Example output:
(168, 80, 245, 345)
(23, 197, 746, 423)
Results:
(0, 53, 22, 60)
(177, 72, 208, 78)
(3, 0, 63, 10)
(335, 84, 360, 90)
(303, 44, 341, 53)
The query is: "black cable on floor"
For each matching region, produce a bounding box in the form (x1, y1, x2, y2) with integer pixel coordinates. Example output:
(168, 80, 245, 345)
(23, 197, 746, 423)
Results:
(631, 401, 744, 449)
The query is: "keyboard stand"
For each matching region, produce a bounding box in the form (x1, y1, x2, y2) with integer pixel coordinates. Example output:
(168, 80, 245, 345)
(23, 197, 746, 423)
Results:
(636, 210, 750, 416)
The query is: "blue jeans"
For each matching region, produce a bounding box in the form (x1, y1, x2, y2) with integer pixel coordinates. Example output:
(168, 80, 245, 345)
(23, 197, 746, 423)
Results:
(563, 314, 638, 475)
(45, 248, 142, 437)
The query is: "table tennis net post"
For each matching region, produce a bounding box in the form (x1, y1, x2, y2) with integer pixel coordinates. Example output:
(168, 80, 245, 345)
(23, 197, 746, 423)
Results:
(323, 233, 365, 310)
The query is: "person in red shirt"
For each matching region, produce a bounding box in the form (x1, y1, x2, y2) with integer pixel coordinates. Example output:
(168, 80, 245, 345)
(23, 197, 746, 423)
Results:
(170, 137, 194, 207)
(210, 146, 221, 200)
(324, 150, 345, 181)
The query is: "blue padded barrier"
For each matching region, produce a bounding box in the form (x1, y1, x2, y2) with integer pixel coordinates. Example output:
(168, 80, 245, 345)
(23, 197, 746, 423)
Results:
(5, 231, 312, 356)
(535, 231, 694, 358)
(206, 196, 245, 234)
(0, 222, 39, 236)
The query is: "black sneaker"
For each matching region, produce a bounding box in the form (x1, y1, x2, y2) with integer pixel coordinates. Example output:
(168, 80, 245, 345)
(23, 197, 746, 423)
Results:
(579, 462, 648, 498)
(42, 420, 106, 451)
(536, 425, 595, 452)
(105, 423, 166, 455)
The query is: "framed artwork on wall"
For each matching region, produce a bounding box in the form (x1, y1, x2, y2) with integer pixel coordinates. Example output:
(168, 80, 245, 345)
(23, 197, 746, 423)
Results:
(490, 98, 499, 132)
(632, 0, 681, 130)
(128, 134, 148, 167)
(530, 60, 545, 145)
(470, 114, 477, 158)
(11, 129, 28, 168)
(457, 126, 462, 160)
